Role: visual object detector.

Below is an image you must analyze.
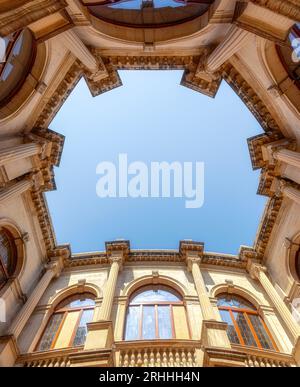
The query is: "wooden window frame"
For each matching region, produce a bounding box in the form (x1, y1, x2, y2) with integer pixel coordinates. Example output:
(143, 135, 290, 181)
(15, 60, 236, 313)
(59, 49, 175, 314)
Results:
(218, 303, 278, 351)
(36, 296, 95, 352)
(124, 285, 188, 341)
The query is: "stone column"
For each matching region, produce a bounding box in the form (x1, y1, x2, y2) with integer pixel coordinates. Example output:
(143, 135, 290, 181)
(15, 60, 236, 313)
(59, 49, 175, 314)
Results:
(187, 254, 216, 321)
(280, 182, 300, 206)
(0, 179, 32, 205)
(8, 257, 64, 338)
(97, 255, 123, 321)
(273, 149, 300, 170)
(77, 241, 129, 366)
(248, 262, 300, 343)
(180, 241, 231, 352)
(0, 143, 41, 167)
(206, 26, 251, 73)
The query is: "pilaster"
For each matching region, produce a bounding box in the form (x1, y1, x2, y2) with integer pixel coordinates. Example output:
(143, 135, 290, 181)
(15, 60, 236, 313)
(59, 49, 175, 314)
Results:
(180, 241, 231, 352)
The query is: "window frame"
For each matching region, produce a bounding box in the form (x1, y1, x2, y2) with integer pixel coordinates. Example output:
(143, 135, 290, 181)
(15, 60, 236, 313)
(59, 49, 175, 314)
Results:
(0, 227, 18, 291)
(218, 294, 278, 351)
(36, 293, 95, 352)
(0, 28, 36, 107)
(124, 285, 185, 341)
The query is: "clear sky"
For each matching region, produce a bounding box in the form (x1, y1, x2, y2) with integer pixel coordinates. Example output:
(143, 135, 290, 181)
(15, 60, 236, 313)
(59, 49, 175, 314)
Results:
(46, 70, 266, 255)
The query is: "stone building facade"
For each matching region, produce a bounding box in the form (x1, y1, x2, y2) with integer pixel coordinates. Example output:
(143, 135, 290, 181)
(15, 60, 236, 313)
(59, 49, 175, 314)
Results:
(0, 0, 300, 367)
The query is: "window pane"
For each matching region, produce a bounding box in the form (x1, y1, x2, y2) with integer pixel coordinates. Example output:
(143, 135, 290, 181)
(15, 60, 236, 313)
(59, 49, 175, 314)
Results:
(219, 309, 240, 345)
(233, 312, 257, 347)
(142, 306, 156, 339)
(131, 287, 181, 304)
(125, 306, 140, 340)
(158, 306, 172, 339)
(73, 309, 94, 347)
(38, 313, 64, 351)
(57, 295, 95, 310)
(0, 230, 13, 271)
(0, 265, 6, 287)
(249, 315, 274, 350)
(68, 298, 95, 308)
(217, 295, 255, 310)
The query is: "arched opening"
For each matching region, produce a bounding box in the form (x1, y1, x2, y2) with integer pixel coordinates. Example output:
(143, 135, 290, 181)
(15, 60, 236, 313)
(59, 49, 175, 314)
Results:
(276, 22, 300, 89)
(124, 284, 189, 340)
(217, 293, 277, 351)
(0, 227, 19, 290)
(0, 28, 35, 107)
(36, 293, 95, 351)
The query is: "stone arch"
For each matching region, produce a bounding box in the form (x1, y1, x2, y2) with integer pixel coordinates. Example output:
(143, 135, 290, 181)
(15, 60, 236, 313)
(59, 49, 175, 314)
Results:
(29, 281, 101, 352)
(0, 36, 47, 121)
(287, 231, 300, 283)
(48, 282, 102, 312)
(210, 282, 264, 311)
(0, 217, 26, 292)
(262, 38, 300, 115)
(122, 273, 188, 300)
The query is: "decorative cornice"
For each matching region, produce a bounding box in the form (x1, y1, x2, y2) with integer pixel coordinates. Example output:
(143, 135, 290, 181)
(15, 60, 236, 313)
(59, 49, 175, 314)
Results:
(247, 133, 285, 171)
(63, 245, 255, 270)
(30, 190, 56, 253)
(34, 61, 83, 128)
(83, 55, 122, 97)
(0, 0, 68, 37)
(179, 240, 204, 257)
(250, 0, 300, 22)
(254, 195, 283, 259)
(222, 62, 281, 133)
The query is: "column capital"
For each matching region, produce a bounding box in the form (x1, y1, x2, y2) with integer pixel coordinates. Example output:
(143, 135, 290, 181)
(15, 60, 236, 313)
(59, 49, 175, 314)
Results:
(46, 246, 70, 278)
(262, 138, 296, 165)
(179, 240, 204, 270)
(105, 240, 130, 267)
(272, 177, 290, 198)
(246, 260, 267, 280)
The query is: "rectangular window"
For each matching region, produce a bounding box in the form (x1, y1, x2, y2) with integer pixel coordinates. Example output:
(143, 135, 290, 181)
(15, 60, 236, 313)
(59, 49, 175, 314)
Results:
(142, 305, 156, 339)
(219, 309, 239, 345)
(38, 313, 64, 351)
(73, 309, 94, 347)
(158, 305, 172, 339)
(54, 310, 80, 349)
(125, 306, 140, 340)
(249, 314, 274, 350)
(233, 312, 257, 347)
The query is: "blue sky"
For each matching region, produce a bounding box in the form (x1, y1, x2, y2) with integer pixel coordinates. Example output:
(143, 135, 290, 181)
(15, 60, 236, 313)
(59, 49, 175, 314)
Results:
(46, 70, 266, 255)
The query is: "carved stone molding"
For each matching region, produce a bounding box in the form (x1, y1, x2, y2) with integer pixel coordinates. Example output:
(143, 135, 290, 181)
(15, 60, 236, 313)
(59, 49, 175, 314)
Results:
(254, 195, 283, 259)
(34, 61, 83, 128)
(222, 63, 281, 133)
(105, 240, 130, 262)
(30, 189, 56, 253)
(250, 0, 300, 22)
(0, 0, 68, 37)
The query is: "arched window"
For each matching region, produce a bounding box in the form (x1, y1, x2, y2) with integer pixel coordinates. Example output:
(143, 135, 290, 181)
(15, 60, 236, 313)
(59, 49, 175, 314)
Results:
(217, 294, 277, 350)
(0, 28, 35, 106)
(0, 227, 18, 290)
(276, 23, 300, 88)
(124, 285, 189, 340)
(37, 293, 95, 351)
